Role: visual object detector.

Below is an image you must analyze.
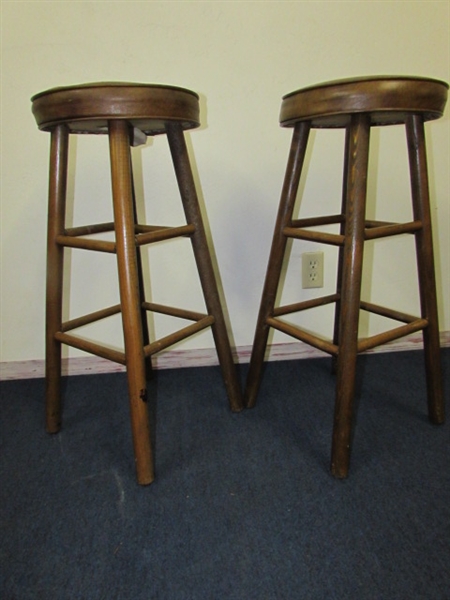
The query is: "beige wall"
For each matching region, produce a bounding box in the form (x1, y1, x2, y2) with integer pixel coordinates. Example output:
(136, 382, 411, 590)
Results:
(1, 1, 449, 363)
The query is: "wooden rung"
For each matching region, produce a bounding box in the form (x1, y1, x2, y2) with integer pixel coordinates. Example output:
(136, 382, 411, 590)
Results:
(283, 227, 345, 246)
(56, 235, 116, 253)
(54, 332, 126, 365)
(142, 302, 207, 322)
(64, 222, 115, 237)
(136, 224, 195, 246)
(360, 301, 420, 324)
(273, 294, 339, 317)
(143, 316, 215, 357)
(266, 317, 338, 356)
(357, 319, 428, 353)
(290, 214, 344, 228)
(134, 224, 168, 234)
(61, 305, 122, 332)
(364, 220, 422, 240)
(365, 219, 396, 228)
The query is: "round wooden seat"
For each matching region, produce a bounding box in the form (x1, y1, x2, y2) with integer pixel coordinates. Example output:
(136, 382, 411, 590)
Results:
(280, 76, 448, 128)
(31, 82, 200, 135)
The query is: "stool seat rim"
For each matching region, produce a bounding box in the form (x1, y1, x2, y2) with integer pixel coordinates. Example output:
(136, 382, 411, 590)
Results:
(31, 81, 201, 135)
(31, 81, 199, 102)
(282, 75, 449, 99)
(280, 75, 449, 128)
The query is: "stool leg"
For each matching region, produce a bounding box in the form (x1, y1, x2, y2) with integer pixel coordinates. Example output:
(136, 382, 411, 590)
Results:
(332, 126, 352, 374)
(245, 122, 311, 408)
(129, 149, 153, 382)
(166, 122, 243, 413)
(109, 120, 154, 485)
(405, 115, 445, 424)
(331, 114, 371, 478)
(45, 124, 69, 433)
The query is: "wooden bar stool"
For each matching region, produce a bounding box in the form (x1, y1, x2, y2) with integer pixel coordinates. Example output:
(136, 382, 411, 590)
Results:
(245, 76, 447, 478)
(32, 82, 243, 485)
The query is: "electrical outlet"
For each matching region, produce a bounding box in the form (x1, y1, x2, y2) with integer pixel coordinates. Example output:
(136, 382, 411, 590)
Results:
(302, 251, 324, 288)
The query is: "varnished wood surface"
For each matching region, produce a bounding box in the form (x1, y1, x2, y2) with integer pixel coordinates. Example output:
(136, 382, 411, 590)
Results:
(280, 76, 448, 128)
(166, 122, 244, 413)
(31, 82, 200, 134)
(34, 81, 243, 484)
(108, 119, 154, 484)
(45, 124, 69, 434)
(244, 122, 311, 409)
(246, 74, 447, 478)
(406, 114, 445, 424)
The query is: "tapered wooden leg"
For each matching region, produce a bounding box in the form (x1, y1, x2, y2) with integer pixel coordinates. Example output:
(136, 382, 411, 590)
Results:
(109, 120, 154, 485)
(405, 115, 445, 424)
(46, 124, 69, 433)
(332, 126, 352, 374)
(244, 122, 311, 408)
(331, 114, 371, 478)
(128, 147, 153, 382)
(166, 122, 243, 413)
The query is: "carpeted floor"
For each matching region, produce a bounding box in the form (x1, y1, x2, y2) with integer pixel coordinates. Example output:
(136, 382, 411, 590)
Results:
(1, 349, 449, 599)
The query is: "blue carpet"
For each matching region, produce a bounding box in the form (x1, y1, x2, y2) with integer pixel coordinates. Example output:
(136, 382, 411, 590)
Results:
(1, 349, 449, 599)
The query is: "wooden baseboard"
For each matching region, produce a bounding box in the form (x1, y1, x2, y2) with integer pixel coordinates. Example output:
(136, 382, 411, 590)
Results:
(1, 331, 449, 381)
